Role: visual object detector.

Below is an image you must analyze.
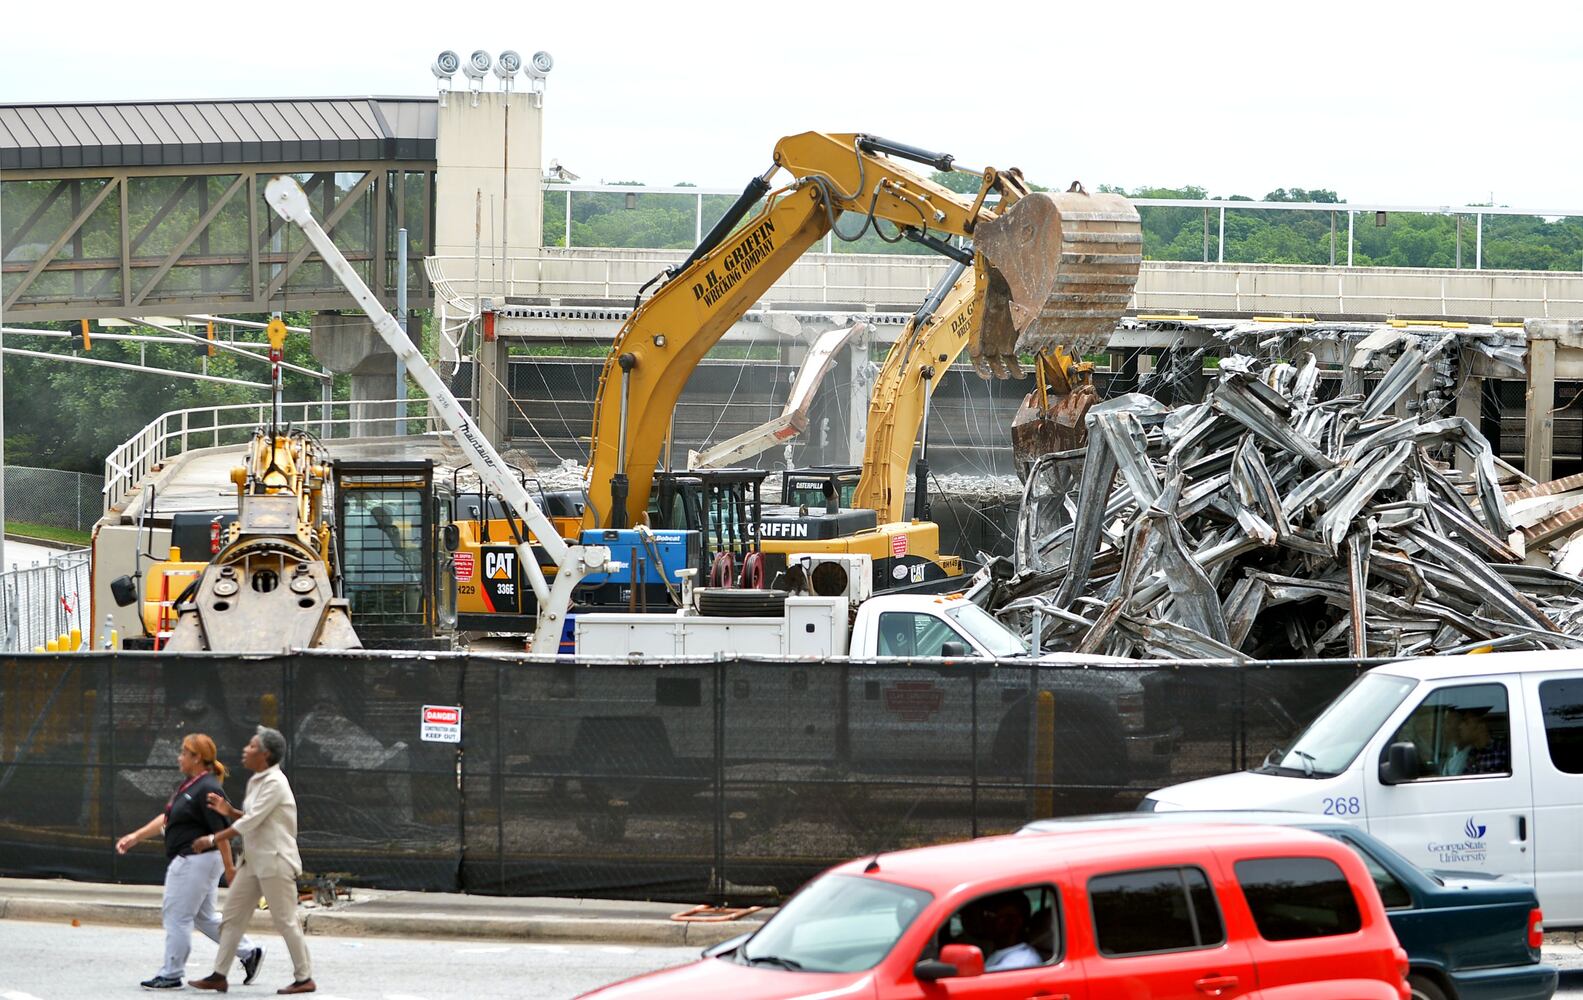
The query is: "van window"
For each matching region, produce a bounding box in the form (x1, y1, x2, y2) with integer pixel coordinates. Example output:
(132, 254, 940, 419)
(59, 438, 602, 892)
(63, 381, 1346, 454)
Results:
(1089, 867, 1225, 957)
(1235, 857, 1363, 941)
(877, 611, 967, 657)
(1270, 673, 1416, 777)
(1539, 678, 1583, 774)
(929, 886, 1059, 971)
(1382, 683, 1511, 779)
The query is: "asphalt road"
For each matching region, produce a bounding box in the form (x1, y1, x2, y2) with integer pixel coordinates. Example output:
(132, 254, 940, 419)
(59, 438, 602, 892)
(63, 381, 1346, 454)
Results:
(2, 918, 1581, 998)
(0, 920, 696, 999)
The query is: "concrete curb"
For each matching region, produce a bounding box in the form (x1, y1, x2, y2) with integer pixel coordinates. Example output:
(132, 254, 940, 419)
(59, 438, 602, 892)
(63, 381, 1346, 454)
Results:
(0, 893, 761, 949)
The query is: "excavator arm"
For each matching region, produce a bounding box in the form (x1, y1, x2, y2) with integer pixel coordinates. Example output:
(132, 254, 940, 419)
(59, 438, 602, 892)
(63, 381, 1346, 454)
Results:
(585, 131, 1140, 530)
(851, 261, 977, 523)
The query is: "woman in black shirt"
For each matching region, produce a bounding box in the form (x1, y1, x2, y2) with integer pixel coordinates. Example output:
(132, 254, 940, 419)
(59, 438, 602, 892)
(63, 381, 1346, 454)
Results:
(115, 733, 263, 990)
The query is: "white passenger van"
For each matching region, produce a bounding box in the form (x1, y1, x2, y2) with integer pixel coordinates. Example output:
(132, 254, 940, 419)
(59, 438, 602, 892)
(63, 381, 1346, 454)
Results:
(1141, 651, 1583, 926)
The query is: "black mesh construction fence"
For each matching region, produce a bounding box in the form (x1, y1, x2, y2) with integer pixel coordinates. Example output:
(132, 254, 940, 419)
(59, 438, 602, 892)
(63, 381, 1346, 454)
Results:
(0, 652, 1369, 901)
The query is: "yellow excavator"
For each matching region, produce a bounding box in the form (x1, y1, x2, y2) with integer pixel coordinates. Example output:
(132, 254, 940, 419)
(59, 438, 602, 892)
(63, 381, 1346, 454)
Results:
(447, 133, 1140, 618)
(585, 133, 1140, 537)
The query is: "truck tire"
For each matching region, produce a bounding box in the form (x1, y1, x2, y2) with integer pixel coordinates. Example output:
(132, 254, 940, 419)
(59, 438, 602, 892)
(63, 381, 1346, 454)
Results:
(695, 587, 789, 618)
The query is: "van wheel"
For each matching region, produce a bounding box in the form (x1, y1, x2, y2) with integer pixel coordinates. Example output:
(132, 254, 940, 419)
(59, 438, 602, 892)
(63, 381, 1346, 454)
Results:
(1408, 972, 1451, 1000)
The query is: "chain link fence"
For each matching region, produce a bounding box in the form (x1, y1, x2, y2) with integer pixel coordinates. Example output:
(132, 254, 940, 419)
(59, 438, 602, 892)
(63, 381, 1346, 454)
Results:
(5, 466, 103, 533)
(0, 652, 1366, 900)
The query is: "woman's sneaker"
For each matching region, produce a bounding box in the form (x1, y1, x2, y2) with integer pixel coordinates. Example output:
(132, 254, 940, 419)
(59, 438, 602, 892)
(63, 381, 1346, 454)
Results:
(242, 946, 266, 985)
(140, 975, 183, 990)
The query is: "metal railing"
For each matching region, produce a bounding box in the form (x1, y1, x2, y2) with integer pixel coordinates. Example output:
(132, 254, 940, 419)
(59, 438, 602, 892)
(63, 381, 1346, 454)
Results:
(101, 397, 461, 515)
(0, 549, 89, 652)
(546, 183, 1583, 271)
(429, 246, 948, 307)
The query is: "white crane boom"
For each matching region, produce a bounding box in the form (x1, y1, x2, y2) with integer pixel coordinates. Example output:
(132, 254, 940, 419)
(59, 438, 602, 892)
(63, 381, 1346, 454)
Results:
(264, 175, 614, 650)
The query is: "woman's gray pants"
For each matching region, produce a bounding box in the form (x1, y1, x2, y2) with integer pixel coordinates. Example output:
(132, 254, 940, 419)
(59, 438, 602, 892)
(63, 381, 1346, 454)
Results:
(158, 852, 255, 980)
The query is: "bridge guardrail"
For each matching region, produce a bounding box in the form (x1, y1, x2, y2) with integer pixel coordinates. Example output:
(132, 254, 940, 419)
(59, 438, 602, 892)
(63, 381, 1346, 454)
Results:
(101, 398, 458, 516)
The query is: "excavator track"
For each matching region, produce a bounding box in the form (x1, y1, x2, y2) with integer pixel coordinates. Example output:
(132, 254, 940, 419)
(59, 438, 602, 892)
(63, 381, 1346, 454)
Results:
(971, 185, 1141, 379)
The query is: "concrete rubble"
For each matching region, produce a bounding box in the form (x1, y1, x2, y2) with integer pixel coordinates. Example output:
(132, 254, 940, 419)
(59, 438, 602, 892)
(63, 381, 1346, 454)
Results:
(979, 330, 1583, 661)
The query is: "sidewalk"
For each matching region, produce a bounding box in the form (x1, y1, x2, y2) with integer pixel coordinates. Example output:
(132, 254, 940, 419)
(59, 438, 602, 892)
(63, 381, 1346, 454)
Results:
(0, 877, 766, 948)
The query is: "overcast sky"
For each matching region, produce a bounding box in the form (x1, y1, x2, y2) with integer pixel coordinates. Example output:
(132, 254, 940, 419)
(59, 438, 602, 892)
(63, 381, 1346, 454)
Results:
(4, 0, 1579, 208)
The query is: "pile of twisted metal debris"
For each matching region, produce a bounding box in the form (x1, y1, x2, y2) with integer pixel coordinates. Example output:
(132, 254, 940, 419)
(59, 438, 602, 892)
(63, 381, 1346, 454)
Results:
(983, 321, 1583, 660)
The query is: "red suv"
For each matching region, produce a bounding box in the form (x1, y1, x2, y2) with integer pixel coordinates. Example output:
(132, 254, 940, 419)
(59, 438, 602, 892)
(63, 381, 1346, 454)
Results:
(578, 824, 1409, 999)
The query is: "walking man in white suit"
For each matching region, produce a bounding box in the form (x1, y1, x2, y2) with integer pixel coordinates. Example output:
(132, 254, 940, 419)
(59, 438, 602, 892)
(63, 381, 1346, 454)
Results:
(189, 726, 316, 995)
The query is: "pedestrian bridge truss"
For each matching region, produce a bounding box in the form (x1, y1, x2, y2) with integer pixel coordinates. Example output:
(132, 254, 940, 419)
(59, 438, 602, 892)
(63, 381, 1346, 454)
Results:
(0, 98, 437, 322)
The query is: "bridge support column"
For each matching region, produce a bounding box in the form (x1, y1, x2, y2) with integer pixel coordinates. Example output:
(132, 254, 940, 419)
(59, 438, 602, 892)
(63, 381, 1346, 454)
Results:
(309, 310, 417, 437)
(1523, 320, 1580, 483)
(476, 337, 512, 448)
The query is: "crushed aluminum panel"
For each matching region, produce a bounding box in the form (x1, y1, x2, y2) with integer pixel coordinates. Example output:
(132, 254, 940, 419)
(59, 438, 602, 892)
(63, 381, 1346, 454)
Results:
(1346, 529, 1371, 658)
(1211, 375, 1334, 470)
(1222, 576, 1267, 651)
(1053, 432, 1120, 609)
(1315, 441, 1413, 551)
(1407, 526, 1556, 633)
(1091, 410, 1159, 507)
(1357, 346, 1425, 419)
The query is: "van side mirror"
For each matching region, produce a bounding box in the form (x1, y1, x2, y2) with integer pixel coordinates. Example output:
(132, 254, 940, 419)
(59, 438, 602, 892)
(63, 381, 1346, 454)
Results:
(110, 575, 139, 607)
(1380, 741, 1421, 785)
(940, 640, 969, 658)
(915, 944, 984, 982)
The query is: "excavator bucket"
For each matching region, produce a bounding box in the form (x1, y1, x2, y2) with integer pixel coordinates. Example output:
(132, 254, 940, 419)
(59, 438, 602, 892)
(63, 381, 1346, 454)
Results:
(970, 185, 1141, 379)
(1010, 351, 1098, 479)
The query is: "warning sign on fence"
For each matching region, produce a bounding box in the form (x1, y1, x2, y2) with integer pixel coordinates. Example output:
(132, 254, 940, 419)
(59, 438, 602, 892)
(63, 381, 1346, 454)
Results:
(421, 704, 462, 743)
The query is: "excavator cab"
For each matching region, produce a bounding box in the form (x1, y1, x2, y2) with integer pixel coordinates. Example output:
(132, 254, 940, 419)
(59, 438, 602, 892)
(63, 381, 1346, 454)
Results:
(334, 460, 447, 649)
(651, 469, 768, 588)
(781, 466, 861, 512)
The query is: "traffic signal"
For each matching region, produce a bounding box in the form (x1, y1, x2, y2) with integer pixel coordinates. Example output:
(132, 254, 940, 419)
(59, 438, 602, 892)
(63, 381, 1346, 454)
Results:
(206, 321, 216, 357)
(70, 319, 92, 352)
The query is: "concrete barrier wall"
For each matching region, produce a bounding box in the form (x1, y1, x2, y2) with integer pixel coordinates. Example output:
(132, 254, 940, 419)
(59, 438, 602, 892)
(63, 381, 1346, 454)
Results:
(489, 249, 1583, 321)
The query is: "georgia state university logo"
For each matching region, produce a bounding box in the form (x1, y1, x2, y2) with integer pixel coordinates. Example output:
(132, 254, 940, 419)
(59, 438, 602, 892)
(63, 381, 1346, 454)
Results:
(1428, 817, 1489, 865)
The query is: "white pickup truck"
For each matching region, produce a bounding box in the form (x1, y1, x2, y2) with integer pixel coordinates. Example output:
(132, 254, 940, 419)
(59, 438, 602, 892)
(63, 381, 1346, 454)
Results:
(573, 591, 1026, 660)
(538, 557, 1177, 802)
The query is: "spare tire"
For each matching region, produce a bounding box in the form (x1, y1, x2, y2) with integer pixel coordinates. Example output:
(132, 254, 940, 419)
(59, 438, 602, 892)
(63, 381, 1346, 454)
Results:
(696, 587, 789, 618)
